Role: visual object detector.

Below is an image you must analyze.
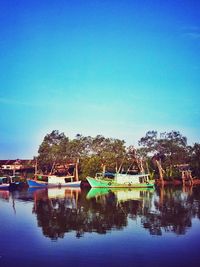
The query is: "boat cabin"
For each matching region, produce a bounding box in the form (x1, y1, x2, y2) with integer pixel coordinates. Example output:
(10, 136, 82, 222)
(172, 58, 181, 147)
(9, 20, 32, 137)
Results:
(95, 172, 115, 179)
(35, 174, 75, 184)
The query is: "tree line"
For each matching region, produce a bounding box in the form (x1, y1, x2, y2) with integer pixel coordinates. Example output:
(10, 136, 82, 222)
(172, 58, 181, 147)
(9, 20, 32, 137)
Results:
(37, 130, 200, 180)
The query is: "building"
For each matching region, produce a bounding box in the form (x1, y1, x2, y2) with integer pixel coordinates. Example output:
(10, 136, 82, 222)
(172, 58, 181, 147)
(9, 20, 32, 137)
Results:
(0, 159, 35, 175)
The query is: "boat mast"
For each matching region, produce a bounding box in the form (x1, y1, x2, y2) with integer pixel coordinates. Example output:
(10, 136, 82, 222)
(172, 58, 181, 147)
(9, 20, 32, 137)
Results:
(75, 158, 79, 181)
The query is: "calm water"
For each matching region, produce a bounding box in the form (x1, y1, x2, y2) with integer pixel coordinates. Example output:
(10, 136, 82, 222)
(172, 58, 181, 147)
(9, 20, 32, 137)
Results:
(0, 186, 200, 267)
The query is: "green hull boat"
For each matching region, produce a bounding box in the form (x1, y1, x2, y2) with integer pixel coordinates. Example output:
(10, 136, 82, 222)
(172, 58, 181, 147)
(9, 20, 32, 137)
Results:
(86, 173, 155, 189)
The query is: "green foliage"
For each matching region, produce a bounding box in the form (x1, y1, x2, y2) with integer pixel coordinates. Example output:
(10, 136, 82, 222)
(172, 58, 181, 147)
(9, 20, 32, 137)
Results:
(37, 129, 200, 180)
(189, 143, 200, 177)
(37, 130, 127, 177)
(38, 130, 69, 173)
(139, 130, 188, 167)
(80, 156, 102, 179)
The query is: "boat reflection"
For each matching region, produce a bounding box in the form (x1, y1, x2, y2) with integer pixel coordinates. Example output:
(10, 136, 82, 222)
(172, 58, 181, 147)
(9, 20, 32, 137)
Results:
(1, 186, 200, 240)
(32, 187, 81, 213)
(32, 188, 143, 238)
(32, 187, 82, 239)
(33, 186, 200, 239)
(86, 187, 154, 201)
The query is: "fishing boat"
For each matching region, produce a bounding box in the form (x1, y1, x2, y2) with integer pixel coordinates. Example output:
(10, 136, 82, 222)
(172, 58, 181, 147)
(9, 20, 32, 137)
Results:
(27, 174, 81, 188)
(27, 158, 81, 188)
(86, 172, 154, 188)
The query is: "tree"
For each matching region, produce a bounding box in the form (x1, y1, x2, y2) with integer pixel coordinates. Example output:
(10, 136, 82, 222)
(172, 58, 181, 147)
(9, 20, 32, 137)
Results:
(79, 136, 127, 178)
(189, 143, 200, 177)
(38, 130, 70, 173)
(91, 136, 127, 172)
(138, 130, 189, 180)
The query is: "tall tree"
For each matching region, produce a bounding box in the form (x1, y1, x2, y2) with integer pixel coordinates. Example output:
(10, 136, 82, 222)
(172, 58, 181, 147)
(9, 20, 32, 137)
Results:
(138, 130, 189, 179)
(38, 130, 69, 173)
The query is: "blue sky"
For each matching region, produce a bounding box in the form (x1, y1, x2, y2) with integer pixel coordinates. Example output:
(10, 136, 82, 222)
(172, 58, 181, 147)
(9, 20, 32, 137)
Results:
(0, 0, 200, 159)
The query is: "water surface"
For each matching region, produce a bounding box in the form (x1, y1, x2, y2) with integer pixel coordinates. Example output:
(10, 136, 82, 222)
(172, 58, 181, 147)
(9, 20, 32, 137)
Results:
(0, 186, 200, 267)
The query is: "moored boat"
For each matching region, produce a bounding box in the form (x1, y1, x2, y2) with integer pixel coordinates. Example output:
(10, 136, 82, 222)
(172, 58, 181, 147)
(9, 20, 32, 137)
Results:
(27, 174, 81, 188)
(86, 172, 154, 188)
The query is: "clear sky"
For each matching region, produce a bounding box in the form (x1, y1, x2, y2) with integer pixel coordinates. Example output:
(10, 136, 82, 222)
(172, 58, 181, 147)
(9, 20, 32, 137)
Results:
(0, 0, 200, 159)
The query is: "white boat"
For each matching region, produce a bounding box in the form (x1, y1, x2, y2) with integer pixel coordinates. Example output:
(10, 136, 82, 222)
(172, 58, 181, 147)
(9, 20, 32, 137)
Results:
(27, 174, 81, 188)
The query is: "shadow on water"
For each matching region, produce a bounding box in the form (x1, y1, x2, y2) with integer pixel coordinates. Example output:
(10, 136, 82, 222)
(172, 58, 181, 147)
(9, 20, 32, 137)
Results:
(1, 185, 200, 240)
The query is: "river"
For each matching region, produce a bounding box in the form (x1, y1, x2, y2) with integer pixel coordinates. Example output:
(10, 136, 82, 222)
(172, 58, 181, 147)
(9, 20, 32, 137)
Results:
(0, 186, 200, 267)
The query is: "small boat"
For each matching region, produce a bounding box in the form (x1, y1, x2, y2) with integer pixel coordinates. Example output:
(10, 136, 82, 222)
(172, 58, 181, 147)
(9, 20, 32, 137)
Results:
(86, 172, 155, 188)
(0, 177, 10, 190)
(27, 174, 81, 188)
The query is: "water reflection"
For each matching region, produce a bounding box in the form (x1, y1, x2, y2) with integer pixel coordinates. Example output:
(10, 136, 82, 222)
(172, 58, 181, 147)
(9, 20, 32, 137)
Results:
(0, 190, 10, 201)
(1, 186, 200, 240)
(31, 188, 82, 239)
(145, 186, 200, 235)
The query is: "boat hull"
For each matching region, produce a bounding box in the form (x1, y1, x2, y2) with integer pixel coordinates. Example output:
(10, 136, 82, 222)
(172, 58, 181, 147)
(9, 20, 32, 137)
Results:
(27, 179, 81, 188)
(86, 177, 154, 188)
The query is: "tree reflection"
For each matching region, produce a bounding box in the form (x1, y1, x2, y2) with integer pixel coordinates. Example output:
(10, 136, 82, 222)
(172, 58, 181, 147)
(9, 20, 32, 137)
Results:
(31, 186, 200, 240)
(141, 186, 200, 235)
(33, 188, 131, 239)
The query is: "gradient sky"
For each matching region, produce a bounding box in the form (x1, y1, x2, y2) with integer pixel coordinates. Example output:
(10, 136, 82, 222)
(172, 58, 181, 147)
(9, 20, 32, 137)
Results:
(0, 0, 200, 159)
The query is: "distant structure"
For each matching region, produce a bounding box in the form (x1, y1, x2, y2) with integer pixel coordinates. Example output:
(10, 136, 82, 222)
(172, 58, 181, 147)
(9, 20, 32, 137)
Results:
(0, 159, 35, 176)
(0, 159, 79, 180)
